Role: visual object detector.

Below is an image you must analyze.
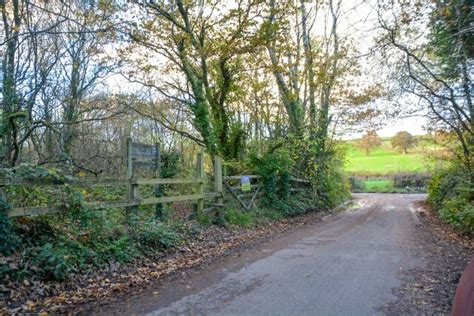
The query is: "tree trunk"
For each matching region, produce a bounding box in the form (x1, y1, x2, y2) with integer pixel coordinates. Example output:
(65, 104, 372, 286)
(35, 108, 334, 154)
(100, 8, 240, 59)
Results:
(300, 0, 317, 135)
(0, 0, 21, 167)
(266, 0, 304, 137)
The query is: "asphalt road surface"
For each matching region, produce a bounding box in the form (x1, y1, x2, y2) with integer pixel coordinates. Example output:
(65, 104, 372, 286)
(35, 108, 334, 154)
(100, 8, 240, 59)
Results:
(104, 193, 427, 316)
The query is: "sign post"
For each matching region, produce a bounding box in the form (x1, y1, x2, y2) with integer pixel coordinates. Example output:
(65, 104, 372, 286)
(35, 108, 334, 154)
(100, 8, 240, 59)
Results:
(214, 155, 224, 223)
(196, 152, 204, 215)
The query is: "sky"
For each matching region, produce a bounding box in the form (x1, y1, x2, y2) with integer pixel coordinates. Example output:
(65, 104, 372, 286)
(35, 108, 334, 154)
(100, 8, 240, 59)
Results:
(378, 116, 427, 137)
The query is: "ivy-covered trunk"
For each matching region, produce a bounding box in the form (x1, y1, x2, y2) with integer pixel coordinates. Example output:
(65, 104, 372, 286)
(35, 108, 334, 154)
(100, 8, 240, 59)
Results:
(179, 46, 218, 155)
(1, 0, 21, 167)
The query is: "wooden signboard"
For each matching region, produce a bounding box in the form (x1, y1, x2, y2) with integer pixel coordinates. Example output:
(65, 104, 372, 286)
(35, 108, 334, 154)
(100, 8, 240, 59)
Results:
(131, 142, 158, 159)
(127, 140, 160, 171)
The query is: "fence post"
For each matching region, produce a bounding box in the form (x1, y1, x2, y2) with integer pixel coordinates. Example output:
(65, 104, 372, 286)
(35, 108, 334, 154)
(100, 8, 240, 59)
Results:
(0, 187, 6, 206)
(213, 155, 224, 223)
(126, 137, 139, 219)
(196, 152, 204, 215)
(154, 142, 161, 176)
(154, 142, 165, 219)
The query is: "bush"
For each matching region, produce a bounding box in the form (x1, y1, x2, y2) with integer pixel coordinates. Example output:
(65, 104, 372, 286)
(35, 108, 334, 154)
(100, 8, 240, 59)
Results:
(0, 198, 20, 255)
(33, 242, 75, 280)
(428, 167, 469, 209)
(31, 238, 95, 280)
(393, 173, 430, 189)
(0, 165, 193, 283)
(428, 165, 473, 233)
(30, 234, 143, 281)
(315, 148, 351, 208)
(225, 209, 254, 227)
(134, 220, 178, 250)
(457, 204, 474, 230)
(349, 177, 366, 192)
(101, 237, 139, 263)
(160, 152, 181, 178)
(249, 149, 292, 208)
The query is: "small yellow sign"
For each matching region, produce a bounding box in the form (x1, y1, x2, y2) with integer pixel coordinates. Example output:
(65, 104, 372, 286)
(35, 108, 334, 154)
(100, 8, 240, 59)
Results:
(241, 176, 251, 192)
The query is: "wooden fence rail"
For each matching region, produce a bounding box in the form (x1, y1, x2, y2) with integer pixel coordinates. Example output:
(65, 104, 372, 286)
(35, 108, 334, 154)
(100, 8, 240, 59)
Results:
(1, 140, 312, 217)
(0, 177, 205, 187)
(1, 149, 222, 218)
(2, 176, 218, 217)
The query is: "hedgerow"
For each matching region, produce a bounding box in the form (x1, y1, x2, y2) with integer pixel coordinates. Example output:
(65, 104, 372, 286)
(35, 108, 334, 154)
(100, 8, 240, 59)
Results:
(428, 165, 474, 233)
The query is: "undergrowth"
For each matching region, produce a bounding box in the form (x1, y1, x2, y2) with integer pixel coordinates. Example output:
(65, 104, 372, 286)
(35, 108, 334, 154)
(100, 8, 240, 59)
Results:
(428, 165, 474, 234)
(1, 146, 348, 284)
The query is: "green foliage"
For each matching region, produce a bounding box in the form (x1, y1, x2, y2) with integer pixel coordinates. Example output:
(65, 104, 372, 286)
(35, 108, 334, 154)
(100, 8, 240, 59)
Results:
(88, 185, 124, 201)
(0, 198, 20, 255)
(249, 149, 292, 208)
(196, 212, 213, 226)
(225, 196, 318, 225)
(428, 165, 473, 233)
(391, 131, 415, 154)
(154, 152, 181, 220)
(223, 159, 252, 176)
(427, 166, 469, 210)
(226, 123, 247, 160)
(457, 205, 474, 231)
(349, 177, 366, 192)
(24, 217, 178, 281)
(440, 200, 474, 233)
(30, 235, 139, 281)
(1, 164, 65, 180)
(225, 209, 254, 227)
(320, 148, 351, 208)
(134, 220, 178, 250)
(154, 184, 165, 220)
(34, 242, 76, 280)
(0, 165, 191, 282)
(393, 173, 430, 189)
(356, 130, 382, 156)
(103, 237, 139, 263)
(428, 0, 473, 80)
(277, 171, 291, 201)
(277, 190, 325, 217)
(14, 217, 57, 247)
(2, 164, 75, 209)
(160, 152, 180, 178)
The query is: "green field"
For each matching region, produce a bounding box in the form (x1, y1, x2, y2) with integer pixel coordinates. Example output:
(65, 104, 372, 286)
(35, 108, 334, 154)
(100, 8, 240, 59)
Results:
(363, 179, 394, 192)
(344, 138, 432, 175)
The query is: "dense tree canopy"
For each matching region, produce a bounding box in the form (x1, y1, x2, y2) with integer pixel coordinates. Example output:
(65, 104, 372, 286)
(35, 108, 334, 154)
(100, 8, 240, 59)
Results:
(391, 131, 415, 154)
(377, 0, 473, 169)
(357, 130, 382, 156)
(0, 0, 471, 189)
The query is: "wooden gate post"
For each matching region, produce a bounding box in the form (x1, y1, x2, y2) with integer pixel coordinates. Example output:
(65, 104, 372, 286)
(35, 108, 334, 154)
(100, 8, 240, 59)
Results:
(154, 142, 165, 219)
(196, 152, 204, 215)
(154, 142, 161, 176)
(126, 137, 139, 220)
(0, 188, 6, 204)
(213, 155, 224, 223)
